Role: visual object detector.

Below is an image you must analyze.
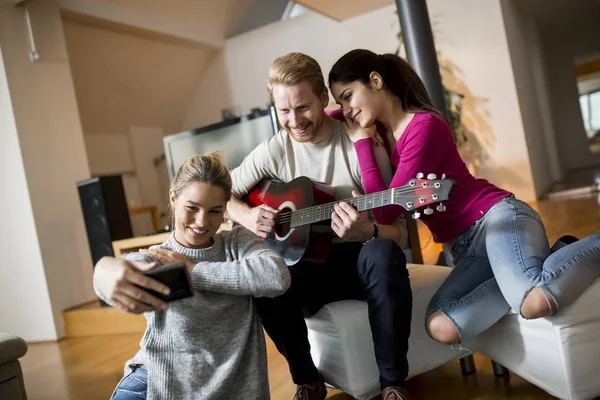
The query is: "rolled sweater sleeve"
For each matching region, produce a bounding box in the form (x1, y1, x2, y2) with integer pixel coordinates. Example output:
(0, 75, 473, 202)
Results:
(191, 227, 291, 298)
(355, 116, 448, 225)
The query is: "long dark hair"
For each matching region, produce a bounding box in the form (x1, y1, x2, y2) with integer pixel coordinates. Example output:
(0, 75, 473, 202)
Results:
(329, 49, 440, 116)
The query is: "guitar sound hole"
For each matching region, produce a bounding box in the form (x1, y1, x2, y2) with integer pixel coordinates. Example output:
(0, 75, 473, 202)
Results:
(276, 208, 292, 237)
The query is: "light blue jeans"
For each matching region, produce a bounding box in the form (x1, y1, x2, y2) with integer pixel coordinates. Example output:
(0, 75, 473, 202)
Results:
(111, 367, 147, 400)
(426, 196, 600, 341)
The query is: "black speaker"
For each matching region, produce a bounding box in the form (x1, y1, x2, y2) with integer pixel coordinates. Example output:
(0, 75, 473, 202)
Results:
(77, 175, 133, 266)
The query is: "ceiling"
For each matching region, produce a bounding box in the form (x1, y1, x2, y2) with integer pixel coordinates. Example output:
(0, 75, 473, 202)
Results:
(62, 17, 213, 135)
(58, 0, 245, 48)
(295, 0, 393, 22)
(52, 0, 403, 136)
(57, 0, 397, 47)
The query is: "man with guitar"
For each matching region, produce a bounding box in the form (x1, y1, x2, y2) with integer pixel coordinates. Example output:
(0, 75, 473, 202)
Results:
(227, 53, 413, 400)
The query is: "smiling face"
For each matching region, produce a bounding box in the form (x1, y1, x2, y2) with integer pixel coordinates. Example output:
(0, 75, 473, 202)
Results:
(271, 82, 330, 143)
(170, 182, 227, 249)
(330, 73, 387, 128)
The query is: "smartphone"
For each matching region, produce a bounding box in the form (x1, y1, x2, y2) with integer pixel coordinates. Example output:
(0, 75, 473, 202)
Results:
(141, 262, 193, 302)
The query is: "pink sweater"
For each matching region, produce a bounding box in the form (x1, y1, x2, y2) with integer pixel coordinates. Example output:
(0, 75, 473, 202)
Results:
(332, 111, 510, 243)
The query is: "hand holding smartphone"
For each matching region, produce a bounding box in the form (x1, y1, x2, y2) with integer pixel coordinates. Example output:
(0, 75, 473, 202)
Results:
(141, 262, 193, 302)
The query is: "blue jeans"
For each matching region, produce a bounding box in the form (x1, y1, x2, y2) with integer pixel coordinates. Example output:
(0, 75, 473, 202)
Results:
(111, 367, 147, 400)
(426, 196, 600, 341)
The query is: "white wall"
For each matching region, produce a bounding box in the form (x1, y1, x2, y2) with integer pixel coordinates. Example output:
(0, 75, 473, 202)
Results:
(129, 126, 171, 229)
(528, 21, 562, 183)
(540, 13, 600, 171)
(0, 0, 95, 341)
(182, 50, 234, 129)
(84, 134, 136, 175)
(0, 46, 57, 341)
(185, 1, 538, 201)
(500, 0, 555, 198)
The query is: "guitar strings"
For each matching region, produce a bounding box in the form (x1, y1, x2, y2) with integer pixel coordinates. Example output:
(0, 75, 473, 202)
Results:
(276, 188, 437, 224)
(275, 185, 443, 225)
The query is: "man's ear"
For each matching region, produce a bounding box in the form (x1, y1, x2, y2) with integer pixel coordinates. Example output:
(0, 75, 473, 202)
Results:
(320, 88, 330, 106)
(369, 72, 384, 90)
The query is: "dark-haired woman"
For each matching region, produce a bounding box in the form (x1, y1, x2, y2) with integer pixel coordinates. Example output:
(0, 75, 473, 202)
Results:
(328, 48, 600, 345)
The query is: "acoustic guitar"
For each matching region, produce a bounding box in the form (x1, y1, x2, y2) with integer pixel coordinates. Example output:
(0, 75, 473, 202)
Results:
(244, 175, 455, 266)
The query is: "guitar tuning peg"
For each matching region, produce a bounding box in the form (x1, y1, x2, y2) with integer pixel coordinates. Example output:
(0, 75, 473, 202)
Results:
(441, 173, 446, 179)
(436, 203, 447, 212)
(427, 173, 437, 180)
(423, 207, 434, 216)
(416, 172, 424, 179)
(412, 211, 421, 220)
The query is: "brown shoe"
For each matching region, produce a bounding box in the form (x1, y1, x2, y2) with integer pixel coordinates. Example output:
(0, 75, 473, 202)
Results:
(293, 378, 327, 400)
(382, 386, 410, 400)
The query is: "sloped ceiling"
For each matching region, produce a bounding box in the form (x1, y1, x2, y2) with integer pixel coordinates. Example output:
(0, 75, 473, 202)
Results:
(295, 0, 394, 21)
(62, 17, 213, 135)
(58, 0, 399, 136)
(58, 0, 398, 44)
(59, 0, 244, 47)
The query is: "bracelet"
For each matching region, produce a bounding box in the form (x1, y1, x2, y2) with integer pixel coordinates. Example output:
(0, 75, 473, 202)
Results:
(363, 224, 378, 245)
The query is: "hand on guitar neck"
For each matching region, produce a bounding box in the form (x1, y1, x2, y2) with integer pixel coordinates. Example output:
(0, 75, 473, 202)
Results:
(331, 190, 376, 242)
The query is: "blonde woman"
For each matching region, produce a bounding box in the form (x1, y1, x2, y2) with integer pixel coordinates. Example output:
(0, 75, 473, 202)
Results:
(93, 153, 290, 400)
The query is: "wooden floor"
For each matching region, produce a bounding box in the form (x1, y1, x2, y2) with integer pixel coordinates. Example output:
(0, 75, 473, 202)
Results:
(20, 334, 557, 400)
(20, 194, 600, 400)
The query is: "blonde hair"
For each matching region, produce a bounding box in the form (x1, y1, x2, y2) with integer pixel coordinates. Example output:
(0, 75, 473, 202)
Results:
(170, 152, 232, 201)
(266, 53, 326, 99)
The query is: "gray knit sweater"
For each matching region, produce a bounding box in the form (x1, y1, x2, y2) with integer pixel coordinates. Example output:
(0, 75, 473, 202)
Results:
(95, 227, 290, 400)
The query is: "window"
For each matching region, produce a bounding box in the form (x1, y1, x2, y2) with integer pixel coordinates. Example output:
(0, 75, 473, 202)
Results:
(580, 89, 600, 137)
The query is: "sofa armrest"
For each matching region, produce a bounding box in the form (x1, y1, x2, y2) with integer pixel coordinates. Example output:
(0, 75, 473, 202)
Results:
(0, 333, 27, 365)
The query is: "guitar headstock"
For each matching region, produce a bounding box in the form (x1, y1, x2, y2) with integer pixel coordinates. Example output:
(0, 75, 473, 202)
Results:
(392, 173, 455, 219)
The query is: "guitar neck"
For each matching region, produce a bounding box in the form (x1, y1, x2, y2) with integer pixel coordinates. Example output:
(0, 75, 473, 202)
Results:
(289, 188, 396, 228)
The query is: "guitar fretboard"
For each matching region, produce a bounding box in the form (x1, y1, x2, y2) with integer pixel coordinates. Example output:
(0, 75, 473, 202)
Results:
(289, 189, 395, 228)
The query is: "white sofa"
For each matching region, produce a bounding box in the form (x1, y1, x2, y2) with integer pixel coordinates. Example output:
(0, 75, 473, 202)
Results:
(306, 264, 472, 400)
(306, 263, 600, 400)
(476, 275, 600, 400)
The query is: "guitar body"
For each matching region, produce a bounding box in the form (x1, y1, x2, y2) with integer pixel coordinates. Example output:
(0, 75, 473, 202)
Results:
(245, 177, 334, 266)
